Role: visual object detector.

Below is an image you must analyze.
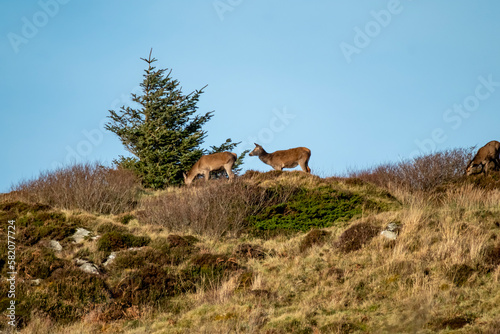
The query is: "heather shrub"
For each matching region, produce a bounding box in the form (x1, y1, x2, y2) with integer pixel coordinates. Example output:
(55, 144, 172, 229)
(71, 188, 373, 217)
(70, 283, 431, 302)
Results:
(97, 231, 151, 252)
(335, 222, 380, 253)
(299, 229, 331, 252)
(12, 162, 141, 214)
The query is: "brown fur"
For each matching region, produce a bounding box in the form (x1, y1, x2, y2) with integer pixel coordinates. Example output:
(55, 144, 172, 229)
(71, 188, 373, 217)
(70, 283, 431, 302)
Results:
(249, 143, 311, 173)
(183, 152, 237, 185)
(466, 140, 500, 175)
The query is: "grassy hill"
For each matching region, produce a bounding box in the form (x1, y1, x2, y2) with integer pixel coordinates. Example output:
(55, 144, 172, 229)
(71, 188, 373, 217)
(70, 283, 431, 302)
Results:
(1, 152, 500, 333)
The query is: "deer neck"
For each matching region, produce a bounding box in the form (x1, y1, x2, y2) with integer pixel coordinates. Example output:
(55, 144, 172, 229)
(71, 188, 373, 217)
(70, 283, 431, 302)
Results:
(185, 162, 199, 183)
(258, 150, 272, 165)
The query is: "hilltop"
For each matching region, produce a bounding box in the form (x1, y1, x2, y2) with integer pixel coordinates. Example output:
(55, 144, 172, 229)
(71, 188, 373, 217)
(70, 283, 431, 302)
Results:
(1, 152, 500, 333)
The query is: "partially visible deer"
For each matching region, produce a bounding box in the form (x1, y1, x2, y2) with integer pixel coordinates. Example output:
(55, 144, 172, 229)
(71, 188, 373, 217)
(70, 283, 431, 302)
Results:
(249, 143, 311, 173)
(183, 152, 237, 185)
(465, 140, 500, 175)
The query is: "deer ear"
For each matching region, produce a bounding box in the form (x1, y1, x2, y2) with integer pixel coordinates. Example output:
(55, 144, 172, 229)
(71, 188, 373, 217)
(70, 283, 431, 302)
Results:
(254, 143, 259, 146)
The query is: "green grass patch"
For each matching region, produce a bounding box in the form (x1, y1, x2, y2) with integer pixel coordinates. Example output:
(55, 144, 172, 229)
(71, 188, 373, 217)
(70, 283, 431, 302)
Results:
(248, 185, 385, 234)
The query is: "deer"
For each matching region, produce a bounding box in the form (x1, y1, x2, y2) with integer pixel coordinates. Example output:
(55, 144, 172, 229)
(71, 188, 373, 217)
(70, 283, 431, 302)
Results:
(183, 152, 237, 185)
(465, 140, 500, 176)
(249, 143, 311, 173)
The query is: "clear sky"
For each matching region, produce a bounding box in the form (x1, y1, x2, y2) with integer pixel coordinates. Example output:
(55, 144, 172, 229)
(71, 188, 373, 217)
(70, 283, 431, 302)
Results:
(2, 0, 500, 192)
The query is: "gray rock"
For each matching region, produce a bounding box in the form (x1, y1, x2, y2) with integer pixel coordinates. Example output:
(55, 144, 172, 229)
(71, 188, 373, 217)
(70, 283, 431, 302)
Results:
(103, 252, 117, 267)
(381, 230, 398, 240)
(75, 258, 99, 275)
(48, 240, 63, 252)
(75, 258, 87, 266)
(80, 263, 99, 275)
(386, 223, 400, 232)
(72, 228, 91, 243)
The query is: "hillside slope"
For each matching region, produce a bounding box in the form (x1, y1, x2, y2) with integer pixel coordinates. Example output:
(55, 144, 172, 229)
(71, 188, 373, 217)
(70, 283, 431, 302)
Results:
(1, 170, 500, 333)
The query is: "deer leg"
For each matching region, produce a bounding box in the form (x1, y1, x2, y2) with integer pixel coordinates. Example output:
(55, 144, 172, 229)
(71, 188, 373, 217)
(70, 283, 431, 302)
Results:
(299, 160, 311, 173)
(224, 164, 235, 181)
(484, 161, 494, 175)
(203, 170, 210, 182)
(493, 158, 500, 171)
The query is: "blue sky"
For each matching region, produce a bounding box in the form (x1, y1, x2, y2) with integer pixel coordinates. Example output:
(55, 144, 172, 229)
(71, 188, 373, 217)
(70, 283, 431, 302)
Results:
(2, 0, 500, 192)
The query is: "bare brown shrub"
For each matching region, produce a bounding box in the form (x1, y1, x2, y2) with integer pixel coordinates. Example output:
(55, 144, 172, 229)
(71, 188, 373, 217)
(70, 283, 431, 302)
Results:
(335, 222, 380, 253)
(351, 148, 475, 192)
(12, 162, 140, 214)
(233, 244, 267, 260)
(138, 178, 297, 237)
(299, 229, 331, 252)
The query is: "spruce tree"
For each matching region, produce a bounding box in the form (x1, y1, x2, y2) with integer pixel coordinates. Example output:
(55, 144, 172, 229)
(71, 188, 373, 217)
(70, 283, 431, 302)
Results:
(106, 51, 242, 188)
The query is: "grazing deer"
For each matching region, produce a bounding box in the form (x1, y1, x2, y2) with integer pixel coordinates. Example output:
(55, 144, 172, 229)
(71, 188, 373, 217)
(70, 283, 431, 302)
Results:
(183, 152, 237, 185)
(249, 143, 311, 173)
(466, 140, 500, 175)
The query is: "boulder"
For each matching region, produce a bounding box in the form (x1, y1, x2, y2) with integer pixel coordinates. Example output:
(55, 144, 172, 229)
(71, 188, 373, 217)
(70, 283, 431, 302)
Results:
(72, 228, 91, 243)
(48, 240, 63, 252)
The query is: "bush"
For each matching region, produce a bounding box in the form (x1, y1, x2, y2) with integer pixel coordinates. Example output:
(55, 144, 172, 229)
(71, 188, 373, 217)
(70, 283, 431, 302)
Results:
(183, 253, 241, 289)
(12, 162, 141, 214)
(16, 210, 76, 246)
(138, 179, 285, 237)
(299, 229, 331, 252)
(97, 231, 151, 252)
(336, 222, 380, 253)
(249, 186, 381, 235)
(351, 148, 475, 192)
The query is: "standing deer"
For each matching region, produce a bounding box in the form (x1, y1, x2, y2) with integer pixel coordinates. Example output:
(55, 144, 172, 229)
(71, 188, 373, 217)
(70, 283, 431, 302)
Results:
(183, 152, 237, 185)
(465, 140, 500, 175)
(249, 143, 311, 173)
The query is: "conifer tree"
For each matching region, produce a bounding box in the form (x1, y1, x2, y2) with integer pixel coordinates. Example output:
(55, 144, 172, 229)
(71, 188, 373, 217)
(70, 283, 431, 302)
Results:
(106, 51, 243, 188)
